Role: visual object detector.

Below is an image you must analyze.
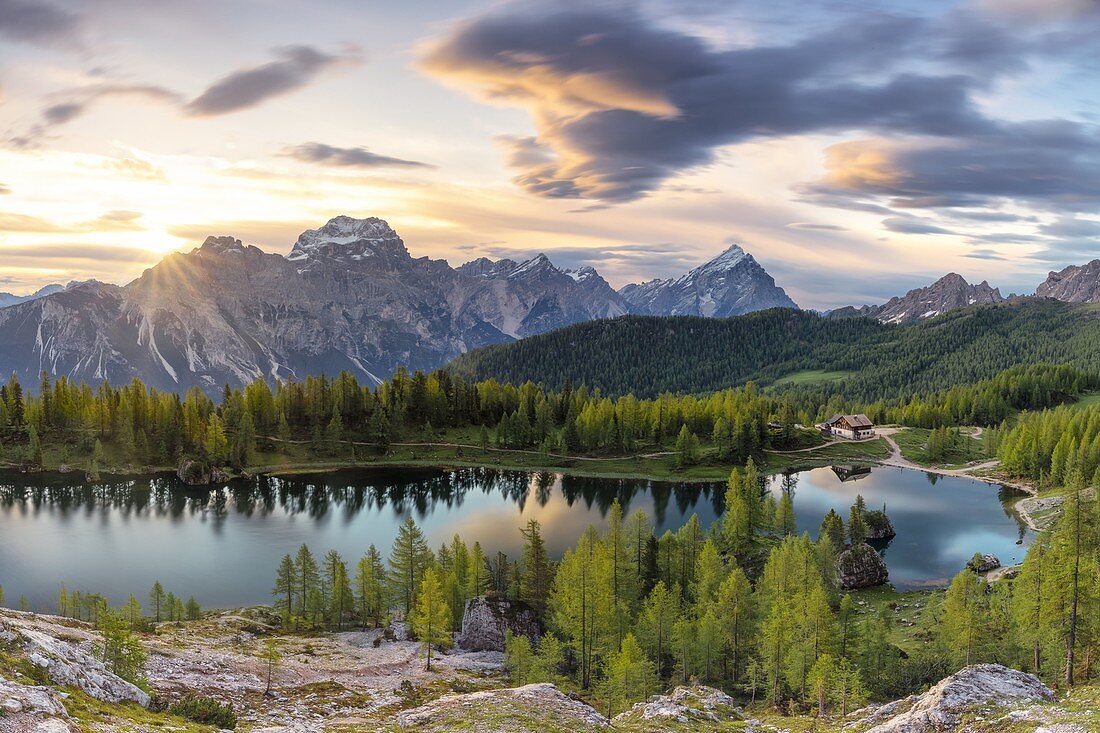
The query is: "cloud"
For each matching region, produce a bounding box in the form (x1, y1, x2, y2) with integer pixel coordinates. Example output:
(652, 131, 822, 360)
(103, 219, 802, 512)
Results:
(963, 248, 1008, 261)
(0, 0, 81, 47)
(168, 219, 316, 251)
(185, 45, 360, 116)
(786, 222, 846, 231)
(882, 216, 955, 235)
(11, 84, 182, 149)
(802, 121, 1100, 215)
(282, 142, 432, 169)
(0, 209, 145, 233)
(0, 183, 10, 194)
(9, 47, 358, 148)
(421, 6, 1004, 203)
(0, 243, 152, 263)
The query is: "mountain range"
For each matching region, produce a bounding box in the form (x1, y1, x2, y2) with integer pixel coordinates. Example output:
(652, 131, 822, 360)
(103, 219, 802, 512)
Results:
(0, 216, 793, 393)
(3, 214, 1100, 394)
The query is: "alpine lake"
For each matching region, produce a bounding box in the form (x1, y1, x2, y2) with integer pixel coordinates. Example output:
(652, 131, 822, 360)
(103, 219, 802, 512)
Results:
(0, 463, 1030, 610)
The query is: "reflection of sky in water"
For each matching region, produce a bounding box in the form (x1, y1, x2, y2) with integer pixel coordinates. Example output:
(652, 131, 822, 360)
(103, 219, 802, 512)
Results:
(0, 464, 1028, 609)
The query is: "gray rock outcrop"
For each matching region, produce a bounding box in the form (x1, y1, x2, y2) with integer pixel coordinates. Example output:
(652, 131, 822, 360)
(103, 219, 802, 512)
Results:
(455, 597, 539, 652)
(619, 243, 797, 317)
(612, 685, 741, 726)
(17, 627, 150, 707)
(396, 683, 608, 731)
(830, 273, 1003, 325)
(968, 553, 1001, 573)
(0, 675, 79, 733)
(838, 542, 889, 589)
(863, 664, 1054, 732)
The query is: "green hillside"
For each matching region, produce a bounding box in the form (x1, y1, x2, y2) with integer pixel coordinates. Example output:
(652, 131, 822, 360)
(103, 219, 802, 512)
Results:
(448, 299, 1100, 400)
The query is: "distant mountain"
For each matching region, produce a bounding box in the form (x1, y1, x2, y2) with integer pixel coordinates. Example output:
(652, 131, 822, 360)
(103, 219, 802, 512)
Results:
(1036, 260, 1100, 303)
(0, 283, 65, 309)
(618, 244, 798, 316)
(0, 217, 631, 393)
(830, 273, 1004, 325)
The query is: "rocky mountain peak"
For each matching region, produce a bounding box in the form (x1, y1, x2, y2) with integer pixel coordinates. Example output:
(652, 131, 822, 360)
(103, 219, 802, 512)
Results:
(1036, 259, 1100, 303)
(835, 272, 1005, 325)
(287, 215, 408, 268)
(197, 236, 258, 257)
(619, 242, 797, 317)
(695, 243, 748, 274)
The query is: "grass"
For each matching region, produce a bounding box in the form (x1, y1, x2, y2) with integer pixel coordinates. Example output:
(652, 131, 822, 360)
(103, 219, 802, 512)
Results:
(764, 437, 891, 473)
(1072, 391, 1100, 410)
(771, 369, 855, 387)
(891, 427, 993, 468)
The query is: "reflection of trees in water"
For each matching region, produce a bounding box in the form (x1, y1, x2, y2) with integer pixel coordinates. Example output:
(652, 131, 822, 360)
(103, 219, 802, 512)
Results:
(0, 468, 724, 528)
(997, 485, 1031, 543)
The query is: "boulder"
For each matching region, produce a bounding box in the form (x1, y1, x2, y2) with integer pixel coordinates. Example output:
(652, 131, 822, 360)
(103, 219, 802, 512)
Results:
(967, 553, 1001, 573)
(17, 627, 150, 707)
(455, 597, 540, 652)
(612, 685, 741, 726)
(838, 542, 889, 589)
(864, 509, 896, 540)
(863, 664, 1054, 733)
(176, 459, 231, 486)
(395, 683, 608, 731)
(0, 675, 79, 733)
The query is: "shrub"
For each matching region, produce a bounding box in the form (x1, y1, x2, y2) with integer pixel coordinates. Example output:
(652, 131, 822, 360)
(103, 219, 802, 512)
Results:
(168, 696, 237, 729)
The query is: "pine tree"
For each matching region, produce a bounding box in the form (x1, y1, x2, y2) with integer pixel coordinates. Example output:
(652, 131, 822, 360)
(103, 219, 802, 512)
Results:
(520, 519, 553, 620)
(272, 554, 298, 623)
(149, 581, 165, 623)
(410, 567, 451, 670)
(355, 545, 387, 627)
(389, 517, 433, 617)
(599, 633, 655, 718)
(294, 544, 321, 630)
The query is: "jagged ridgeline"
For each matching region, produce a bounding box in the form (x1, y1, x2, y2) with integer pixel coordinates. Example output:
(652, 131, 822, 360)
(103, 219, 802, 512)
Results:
(447, 298, 1100, 399)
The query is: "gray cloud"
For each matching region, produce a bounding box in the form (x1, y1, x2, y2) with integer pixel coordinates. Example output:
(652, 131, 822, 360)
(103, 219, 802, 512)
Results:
(11, 84, 182, 148)
(9, 46, 356, 148)
(0, 0, 81, 47)
(0, 243, 152, 262)
(0, 209, 144, 233)
(0, 183, 10, 194)
(963, 248, 1008, 261)
(422, 7, 1007, 203)
(882, 216, 955, 235)
(786, 222, 846, 231)
(185, 45, 359, 116)
(806, 121, 1100, 215)
(283, 142, 431, 169)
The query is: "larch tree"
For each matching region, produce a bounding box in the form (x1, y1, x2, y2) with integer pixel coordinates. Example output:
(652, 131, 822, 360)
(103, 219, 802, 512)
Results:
(410, 567, 451, 671)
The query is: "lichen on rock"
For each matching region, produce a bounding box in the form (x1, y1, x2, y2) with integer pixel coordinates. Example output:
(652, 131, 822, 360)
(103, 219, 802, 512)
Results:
(838, 542, 889, 589)
(455, 597, 540, 652)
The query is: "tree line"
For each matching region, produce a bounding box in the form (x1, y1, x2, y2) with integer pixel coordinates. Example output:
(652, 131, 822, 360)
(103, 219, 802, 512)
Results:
(0, 368, 789, 472)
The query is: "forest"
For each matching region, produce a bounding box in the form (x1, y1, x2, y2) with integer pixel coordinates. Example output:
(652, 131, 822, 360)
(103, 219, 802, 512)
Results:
(258, 460, 1100, 717)
(448, 299, 1100, 400)
(0, 360, 1093, 476)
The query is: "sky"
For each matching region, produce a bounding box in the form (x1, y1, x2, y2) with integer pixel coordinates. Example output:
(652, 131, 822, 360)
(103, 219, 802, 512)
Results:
(1, 0, 1098, 309)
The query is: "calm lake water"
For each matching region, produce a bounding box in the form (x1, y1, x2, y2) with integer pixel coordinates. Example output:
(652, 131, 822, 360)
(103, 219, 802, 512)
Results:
(0, 464, 1029, 610)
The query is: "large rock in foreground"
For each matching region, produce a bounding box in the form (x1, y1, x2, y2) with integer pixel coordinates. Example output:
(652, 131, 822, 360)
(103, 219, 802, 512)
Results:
(16, 626, 150, 707)
(863, 664, 1054, 732)
(395, 683, 608, 732)
(0, 675, 79, 733)
(612, 685, 741, 728)
(455, 597, 540, 652)
(839, 542, 889, 589)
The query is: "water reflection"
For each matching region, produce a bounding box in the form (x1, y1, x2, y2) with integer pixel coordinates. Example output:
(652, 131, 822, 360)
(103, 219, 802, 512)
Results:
(0, 465, 1028, 609)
